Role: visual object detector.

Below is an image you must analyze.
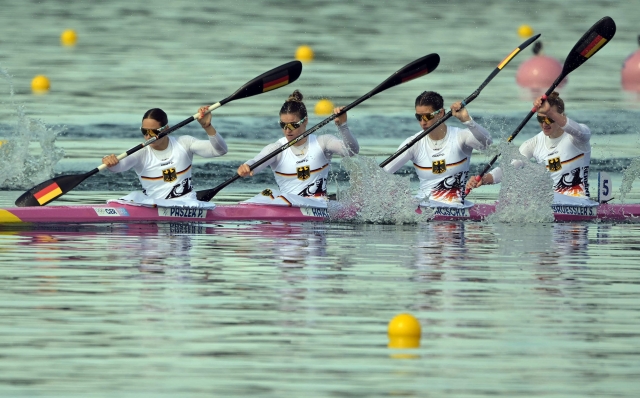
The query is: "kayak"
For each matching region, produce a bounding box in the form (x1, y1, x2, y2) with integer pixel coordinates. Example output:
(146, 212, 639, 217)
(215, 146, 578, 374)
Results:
(1, 202, 640, 224)
(0, 203, 329, 224)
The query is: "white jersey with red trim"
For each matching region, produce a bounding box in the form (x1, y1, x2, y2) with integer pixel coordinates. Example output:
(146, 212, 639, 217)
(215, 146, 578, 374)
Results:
(526, 131, 591, 198)
(272, 135, 330, 198)
(137, 136, 194, 200)
(412, 127, 471, 206)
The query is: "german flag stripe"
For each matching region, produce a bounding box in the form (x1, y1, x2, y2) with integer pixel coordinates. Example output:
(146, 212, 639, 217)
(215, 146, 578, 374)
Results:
(561, 153, 584, 164)
(34, 182, 63, 205)
(176, 165, 192, 175)
(447, 157, 467, 167)
(263, 74, 289, 92)
(497, 48, 520, 70)
(578, 33, 607, 58)
(141, 165, 191, 180)
(413, 157, 467, 170)
(401, 68, 429, 83)
(275, 164, 328, 177)
(413, 163, 432, 171)
(310, 163, 329, 174)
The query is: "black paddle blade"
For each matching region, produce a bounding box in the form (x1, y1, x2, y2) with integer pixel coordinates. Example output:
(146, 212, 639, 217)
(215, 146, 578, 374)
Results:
(220, 61, 303, 105)
(368, 54, 440, 97)
(14, 170, 96, 207)
(562, 16, 616, 76)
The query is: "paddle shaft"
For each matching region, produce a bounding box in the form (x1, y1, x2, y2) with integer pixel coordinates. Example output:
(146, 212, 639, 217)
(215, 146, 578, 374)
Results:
(379, 34, 540, 169)
(95, 103, 222, 174)
(468, 17, 617, 192)
(15, 60, 304, 207)
(196, 53, 442, 201)
(198, 95, 371, 200)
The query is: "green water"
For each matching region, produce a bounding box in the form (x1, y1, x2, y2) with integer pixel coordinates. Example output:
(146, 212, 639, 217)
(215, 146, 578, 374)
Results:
(1, 221, 639, 397)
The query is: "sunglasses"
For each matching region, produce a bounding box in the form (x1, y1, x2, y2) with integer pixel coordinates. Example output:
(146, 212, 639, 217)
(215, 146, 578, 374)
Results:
(414, 109, 441, 122)
(279, 116, 307, 130)
(536, 115, 555, 125)
(140, 124, 168, 137)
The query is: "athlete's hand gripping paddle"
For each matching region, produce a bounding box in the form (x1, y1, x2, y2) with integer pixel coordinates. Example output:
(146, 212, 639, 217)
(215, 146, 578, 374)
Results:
(15, 61, 303, 207)
(379, 34, 540, 169)
(196, 53, 441, 202)
(466, 16, 616, 196)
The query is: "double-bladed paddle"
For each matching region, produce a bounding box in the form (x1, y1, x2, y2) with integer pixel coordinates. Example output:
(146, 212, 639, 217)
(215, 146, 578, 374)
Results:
(466, 16, 616, 195)
(379, 34, 541, 169)
(196, 53, 441, 202)
(15, 61, 303, 207)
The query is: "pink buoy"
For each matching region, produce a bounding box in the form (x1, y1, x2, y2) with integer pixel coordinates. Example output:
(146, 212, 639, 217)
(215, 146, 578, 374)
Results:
(516, 42, 567, 90)
(621, 35, 640, 92)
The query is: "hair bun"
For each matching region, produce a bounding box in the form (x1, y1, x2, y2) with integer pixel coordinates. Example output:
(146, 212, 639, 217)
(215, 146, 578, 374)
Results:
(287, 89, 304, 102)
(548, 91, 560, 100)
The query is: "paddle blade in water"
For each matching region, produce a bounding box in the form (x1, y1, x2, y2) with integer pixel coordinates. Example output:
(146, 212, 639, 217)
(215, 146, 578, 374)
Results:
(14, 171, 94, 207)
(221, 61, 303, 104)
(562, 16, 616, 75)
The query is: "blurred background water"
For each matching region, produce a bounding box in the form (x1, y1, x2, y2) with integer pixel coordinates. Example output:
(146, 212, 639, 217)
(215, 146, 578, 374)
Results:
(2, 1, 640, 396)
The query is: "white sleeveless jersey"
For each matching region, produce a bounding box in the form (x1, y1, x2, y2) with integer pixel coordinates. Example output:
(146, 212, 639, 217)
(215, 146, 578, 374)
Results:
(137, 136, 194, 200)
(412, 127, 471, 205)
(527, 132, 591, 198)
(272, 135, 330, 198)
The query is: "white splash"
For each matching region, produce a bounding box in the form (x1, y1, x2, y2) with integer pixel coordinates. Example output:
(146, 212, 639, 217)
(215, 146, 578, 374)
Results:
(0, 65, 64, 188)
(619, 157, 640, 203)
(486, 142, 554, 223)
(328, 156, 432, 224)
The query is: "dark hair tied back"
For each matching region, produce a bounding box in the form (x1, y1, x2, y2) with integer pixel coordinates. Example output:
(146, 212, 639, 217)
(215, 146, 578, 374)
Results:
(280, 89, 307, 119)
(142, 108, 168, 126)
(546, 91, 565, 114)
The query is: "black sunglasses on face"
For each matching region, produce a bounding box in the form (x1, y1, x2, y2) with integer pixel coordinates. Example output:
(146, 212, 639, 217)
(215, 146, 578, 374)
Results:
(279, 116, 307, 130)
(414, 109, 441, 122)
(536, 115, 555, 125)
(141, 125, 168, 137)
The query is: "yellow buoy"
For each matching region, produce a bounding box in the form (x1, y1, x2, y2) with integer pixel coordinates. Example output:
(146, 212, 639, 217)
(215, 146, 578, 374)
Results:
(295, 45, 314, 62)
(31, 75, 51, 92)
(314, 99, 334, 115)
(61, 29, 78, 46)
(388, 313, 421, 349)
(518, 24, 534, 38)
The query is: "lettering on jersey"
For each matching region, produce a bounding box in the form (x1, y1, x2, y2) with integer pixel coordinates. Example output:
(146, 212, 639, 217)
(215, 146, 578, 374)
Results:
(300, 207, 329, 218)
(94, 207, 122, 217)
(547, 150, 558, 157)
(433, 207, 470, 217)
(163, 167, 177, 182)
(551, 205, 597, 217)
(431, 171, 467, 204)
(296, 158, 309, 164)
(158, 207, 207, 218)
(432, 152, 445, 158)
(432, 159, 446, 174)
(297, 166, 311, 181)
(160, 161, 172, 167)
(548, 157, 562, 172)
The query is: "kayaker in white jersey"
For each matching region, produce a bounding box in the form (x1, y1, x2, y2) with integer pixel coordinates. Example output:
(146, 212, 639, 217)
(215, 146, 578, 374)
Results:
(237, 89, 359, 208)
(466, 92, 597, 207)
(382, 91, 493, 209)
(102, 106, 228, 208)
